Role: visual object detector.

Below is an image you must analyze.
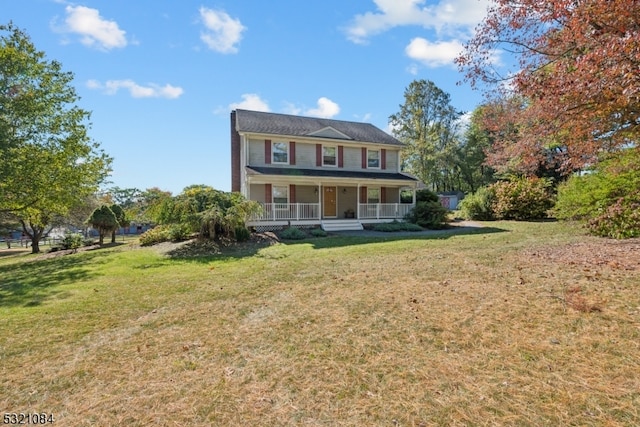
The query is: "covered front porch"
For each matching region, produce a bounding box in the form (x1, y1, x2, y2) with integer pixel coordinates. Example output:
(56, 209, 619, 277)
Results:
(247, 182, 416, 230)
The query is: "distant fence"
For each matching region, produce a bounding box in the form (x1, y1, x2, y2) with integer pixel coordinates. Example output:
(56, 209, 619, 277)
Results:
(1, 237, 63, 249)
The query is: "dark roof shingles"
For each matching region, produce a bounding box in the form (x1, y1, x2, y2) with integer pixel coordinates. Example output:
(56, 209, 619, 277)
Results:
(246, 166, 417, 181)
(235, 109, 402, 146)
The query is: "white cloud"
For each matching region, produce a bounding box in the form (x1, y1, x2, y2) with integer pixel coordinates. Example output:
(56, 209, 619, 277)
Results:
(199, 7, 246, 54)
(357, 113, 373, 122)
(405, 37, 463, 67)
(304, 97, 340, 119)
(61, 5, 127, 50)
(344, 0, 490, 44)
(406, 63, 419, 75)
(85, 79, 102, 90)
(229, 94, 270, 112)
(225, 95, 339, 118)
(456, 111, 472, 134)
(282, 102, 302, 116)
(87, 79, 184, 99)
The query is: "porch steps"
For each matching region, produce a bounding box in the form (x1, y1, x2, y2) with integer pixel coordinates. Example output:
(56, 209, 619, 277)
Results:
(321, 220, 364, 232)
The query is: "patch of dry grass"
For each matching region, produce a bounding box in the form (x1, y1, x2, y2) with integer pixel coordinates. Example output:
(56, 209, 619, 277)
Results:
(1, 221, 639, 426)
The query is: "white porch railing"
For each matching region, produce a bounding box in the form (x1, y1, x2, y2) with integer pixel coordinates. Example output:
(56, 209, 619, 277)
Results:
(358, 203, 414, 219)
(250, 203, 415, 222)
(252, 203, 320, 221)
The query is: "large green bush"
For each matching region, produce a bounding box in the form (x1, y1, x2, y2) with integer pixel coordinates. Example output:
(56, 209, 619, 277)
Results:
(415, 189, 440, 203)
(491, 177, 554, 220)
(280, 227, 306, 240)
(152, 185, 261, 241)
(404, 189, 448, 229)
(556, 149, 640, 219)
(587, 192, 640, 239)
(139, 225, 171, 246)
(555, 149, 640, 239)
(234, 226, 251, 242)
(458, 187, 496, 220)
(61, 233, 84, 251)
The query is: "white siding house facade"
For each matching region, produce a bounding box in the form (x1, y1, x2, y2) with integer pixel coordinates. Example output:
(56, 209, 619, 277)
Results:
(231, 109, 418, 231)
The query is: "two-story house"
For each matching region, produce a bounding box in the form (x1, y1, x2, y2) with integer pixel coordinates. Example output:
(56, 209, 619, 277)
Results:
(231, 109, 418, 231)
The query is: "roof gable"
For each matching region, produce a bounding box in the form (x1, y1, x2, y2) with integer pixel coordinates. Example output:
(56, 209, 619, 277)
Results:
(306, 126, 352, 140)
(234, 109, 402, 146)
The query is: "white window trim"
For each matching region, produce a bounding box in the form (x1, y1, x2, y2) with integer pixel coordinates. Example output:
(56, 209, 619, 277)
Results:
(367, 187, 380, 204)
(322, 145, 338, 167)
(272, 185, 289, 207)
(272, 141, 289, 164)
(367, 149, 380, 169)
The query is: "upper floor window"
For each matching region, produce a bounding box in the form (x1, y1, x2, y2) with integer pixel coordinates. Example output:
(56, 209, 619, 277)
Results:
(368, 149, 380, 168)
(272, 142, 288, 164)
(323, 146, 337, 166)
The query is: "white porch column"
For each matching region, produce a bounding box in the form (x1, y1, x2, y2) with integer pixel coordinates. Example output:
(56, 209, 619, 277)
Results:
(317, 183, 322, 219)
(357, 183, 361, 218)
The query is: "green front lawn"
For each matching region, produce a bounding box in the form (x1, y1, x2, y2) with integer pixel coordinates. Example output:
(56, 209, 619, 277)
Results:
(1, 222, 638, 426)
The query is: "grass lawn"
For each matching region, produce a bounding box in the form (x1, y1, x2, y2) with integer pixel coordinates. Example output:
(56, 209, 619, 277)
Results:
(1, 221, 639, 426)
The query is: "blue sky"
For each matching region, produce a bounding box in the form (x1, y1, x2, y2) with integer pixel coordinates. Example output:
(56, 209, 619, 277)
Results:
(4, 0, 496, 195)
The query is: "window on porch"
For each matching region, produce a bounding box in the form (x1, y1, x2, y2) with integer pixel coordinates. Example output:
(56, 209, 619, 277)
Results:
(272, 185, 288, 204)
(367, 188, 380, 204)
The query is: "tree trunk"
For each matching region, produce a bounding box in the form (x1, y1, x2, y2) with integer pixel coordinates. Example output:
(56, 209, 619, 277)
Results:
(98, 232, 104, 246)
(20, 219, 44, 254)
(111, 229, 116, 243)
(30, 237, 40, 254)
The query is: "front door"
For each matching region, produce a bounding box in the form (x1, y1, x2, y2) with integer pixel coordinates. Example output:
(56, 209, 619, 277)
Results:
(323, 186, 337, 217)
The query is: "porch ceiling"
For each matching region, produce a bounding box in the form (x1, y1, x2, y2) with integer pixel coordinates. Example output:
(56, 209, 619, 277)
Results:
(246, 166, 418, 184)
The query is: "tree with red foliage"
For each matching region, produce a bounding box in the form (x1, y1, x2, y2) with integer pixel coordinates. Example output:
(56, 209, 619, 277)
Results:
(457, 0, 640, 174)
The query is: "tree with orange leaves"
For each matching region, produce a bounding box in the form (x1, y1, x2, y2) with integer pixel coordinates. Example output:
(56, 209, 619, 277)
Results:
(457, 0, 640, 175)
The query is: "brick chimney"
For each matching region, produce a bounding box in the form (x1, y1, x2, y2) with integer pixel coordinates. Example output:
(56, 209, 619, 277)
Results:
(230, 110, 241, 192)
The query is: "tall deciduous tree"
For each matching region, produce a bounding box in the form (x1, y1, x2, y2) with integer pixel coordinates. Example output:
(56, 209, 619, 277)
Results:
(390, 79, 462, 192)
(456, 106, 495, 192)
(128, 187, 173, 224)
(457, 0, 640, 173)
(0, 23, 111, 253)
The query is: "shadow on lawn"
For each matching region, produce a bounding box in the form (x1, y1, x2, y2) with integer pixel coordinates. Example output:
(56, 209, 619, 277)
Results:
(0, 251, 106, 308)
(289, 225, 508, 250)
(166, 225, 507, 263)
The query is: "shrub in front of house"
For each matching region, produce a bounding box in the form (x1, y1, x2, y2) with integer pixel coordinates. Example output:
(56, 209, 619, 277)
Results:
(405, 190, 449, 229)
(234, 226, 251, 242)
(405, 201, 448, 229)
(280, 227, 306, 240)
(415, 189, 440, 203)
(310, 228, 327, 237)
(372, 221, 423, 232)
